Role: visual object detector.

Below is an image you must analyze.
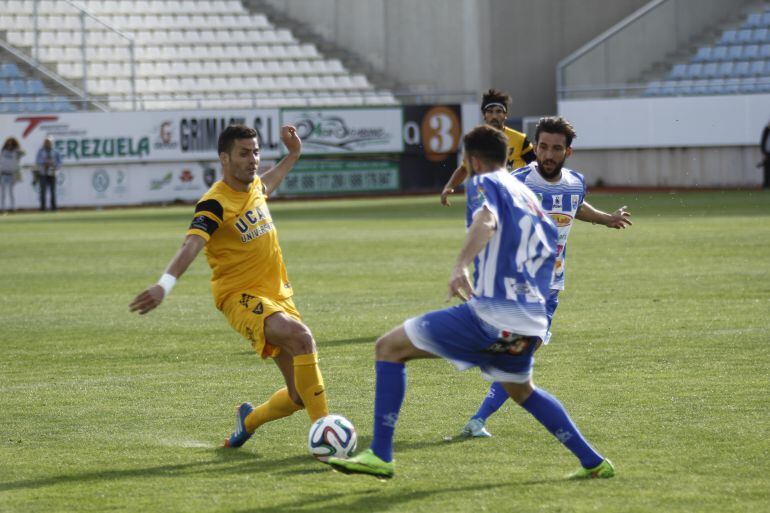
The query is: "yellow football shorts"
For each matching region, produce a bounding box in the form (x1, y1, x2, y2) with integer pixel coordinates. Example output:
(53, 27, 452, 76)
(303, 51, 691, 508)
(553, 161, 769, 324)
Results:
(220, 292, 301, 359)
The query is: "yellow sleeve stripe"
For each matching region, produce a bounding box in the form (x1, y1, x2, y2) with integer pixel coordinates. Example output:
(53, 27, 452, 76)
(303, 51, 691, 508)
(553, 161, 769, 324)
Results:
(186, 227, 211, 241)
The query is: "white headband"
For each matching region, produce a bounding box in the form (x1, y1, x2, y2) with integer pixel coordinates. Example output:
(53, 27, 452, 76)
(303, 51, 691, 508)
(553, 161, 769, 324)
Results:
(483, 102, 507, 112)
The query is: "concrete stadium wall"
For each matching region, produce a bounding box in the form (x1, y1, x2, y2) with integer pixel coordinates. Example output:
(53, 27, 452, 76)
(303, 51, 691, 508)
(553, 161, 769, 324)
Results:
(258, 0, 649, 116)
(568, 147, 764, 188)
(557, 94, 769, 188)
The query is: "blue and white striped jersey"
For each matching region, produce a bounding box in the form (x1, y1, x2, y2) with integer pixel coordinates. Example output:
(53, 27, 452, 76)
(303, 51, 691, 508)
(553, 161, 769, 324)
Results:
(512, 163, 587, 290)
(465, 169, 558, 338)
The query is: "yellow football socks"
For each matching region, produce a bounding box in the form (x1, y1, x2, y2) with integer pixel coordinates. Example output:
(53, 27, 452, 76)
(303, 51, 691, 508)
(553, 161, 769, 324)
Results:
(244, 387, 303, 433)
(293, 352, 329, 421)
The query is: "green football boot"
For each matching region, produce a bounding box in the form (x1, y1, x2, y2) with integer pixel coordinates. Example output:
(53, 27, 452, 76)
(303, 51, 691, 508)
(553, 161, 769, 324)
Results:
(328, 449, 395, 479)
(569, 458, 615, 479)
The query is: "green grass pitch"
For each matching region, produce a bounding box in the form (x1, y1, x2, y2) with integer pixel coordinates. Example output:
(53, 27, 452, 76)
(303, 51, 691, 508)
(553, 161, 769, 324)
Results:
(1, 191, 768, 513)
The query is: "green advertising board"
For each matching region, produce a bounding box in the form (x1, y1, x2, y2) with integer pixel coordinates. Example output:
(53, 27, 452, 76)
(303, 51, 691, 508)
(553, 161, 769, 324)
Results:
(277, 160, 399, 196)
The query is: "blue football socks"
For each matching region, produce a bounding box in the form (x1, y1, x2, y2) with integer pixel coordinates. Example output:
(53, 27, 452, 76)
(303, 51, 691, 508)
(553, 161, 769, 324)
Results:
(521, 388, 603, 469)
(472, 381, 509, 421)
(371, 361, 406, 463)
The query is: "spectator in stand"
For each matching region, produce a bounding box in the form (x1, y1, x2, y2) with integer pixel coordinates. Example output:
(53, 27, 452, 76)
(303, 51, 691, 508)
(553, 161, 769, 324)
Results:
(35, 136, 62, 211)
(0, 137, 25, 214)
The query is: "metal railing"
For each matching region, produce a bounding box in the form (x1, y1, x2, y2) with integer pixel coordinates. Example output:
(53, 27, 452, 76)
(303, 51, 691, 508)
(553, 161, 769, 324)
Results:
(26, 0, 137, 110)
(556, 0, 760, 99)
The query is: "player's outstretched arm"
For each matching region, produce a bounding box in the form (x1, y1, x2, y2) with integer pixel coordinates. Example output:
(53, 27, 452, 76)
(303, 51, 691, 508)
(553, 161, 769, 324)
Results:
(576, 201, 632, 229)
(447, 206, 497, 301)
(260, 125, 302, 195)
(440, 164, 469, 206)
(129, 234, 206, 315)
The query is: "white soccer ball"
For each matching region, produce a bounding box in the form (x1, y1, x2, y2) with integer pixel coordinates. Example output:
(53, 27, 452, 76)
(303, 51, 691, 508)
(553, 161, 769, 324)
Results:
(308, 414, 357, 462)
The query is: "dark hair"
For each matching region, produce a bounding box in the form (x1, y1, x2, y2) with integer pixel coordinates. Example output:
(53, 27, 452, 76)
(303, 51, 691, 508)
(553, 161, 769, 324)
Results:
(535, 116, 577, 147)
(218, 124, 257, 155)
(2, 137, 20, 151)
(481, 88, 511, 113)
(463, 125, 508, 167)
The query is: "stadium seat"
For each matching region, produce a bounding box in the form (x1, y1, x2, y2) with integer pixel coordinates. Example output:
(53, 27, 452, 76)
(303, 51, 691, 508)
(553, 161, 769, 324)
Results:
(692, 46, 713, 62)
(727, 45, 743, 61)
(669, 63, 687, 79)
(723, 78, 741, 94)
(757, 78, 770, 93)
(763, 11, 770, 27)
(705, 78, 726, 95)
(749, 60, 765, 76)
(660, 80, 679, 96)
(8, 79, 28, 95)
(711, 45, 728, 61)
(691, 79, 709, 95)
(683, 63, 702, 78)
(702, 62, 719, 78)
(716, 61, 735, 77)
(732, 61, 750, 77)
(752, 28, 769, 44)
(0, 1, 391, 109)
(737, 29, 753, 44)
(743, 44, 760, 60)
(719, 30, 738, 45)
(739, 77, 758, 93)
(0, 63, 21, 78)
(743, 12, 762, 28)
(642, 80, 663, 96)
(27, 79, 46, 95)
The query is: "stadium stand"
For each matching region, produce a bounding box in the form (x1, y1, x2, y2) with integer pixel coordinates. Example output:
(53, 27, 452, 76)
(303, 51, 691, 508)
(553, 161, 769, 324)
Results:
(0, 0, 398, 110)
(0, 61, 76, 112)
(645, 5, 770, 96)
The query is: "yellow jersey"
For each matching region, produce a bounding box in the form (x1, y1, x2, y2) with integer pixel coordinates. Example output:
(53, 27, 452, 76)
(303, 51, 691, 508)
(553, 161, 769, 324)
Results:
(187, 176, 292, 309)
(504, 126, 535, 170)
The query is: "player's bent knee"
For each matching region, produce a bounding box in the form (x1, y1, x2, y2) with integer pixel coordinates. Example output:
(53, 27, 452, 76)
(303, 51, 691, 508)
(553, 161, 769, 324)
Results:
(265, 314, 316, 355)
(285, 328, 315, 355)
(374, 335, 401, 362)
(375, 326, 420, 363)
(502, 380, 535, 404)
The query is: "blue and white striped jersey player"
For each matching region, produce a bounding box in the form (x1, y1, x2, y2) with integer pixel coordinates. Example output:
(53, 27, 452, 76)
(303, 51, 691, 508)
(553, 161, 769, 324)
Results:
(328, 125, 615, 479)
(460, 116, 632, 443)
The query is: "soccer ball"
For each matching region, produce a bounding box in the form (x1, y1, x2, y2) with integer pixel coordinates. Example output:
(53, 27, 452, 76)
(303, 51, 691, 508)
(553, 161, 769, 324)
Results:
(308, 414, 357, 462)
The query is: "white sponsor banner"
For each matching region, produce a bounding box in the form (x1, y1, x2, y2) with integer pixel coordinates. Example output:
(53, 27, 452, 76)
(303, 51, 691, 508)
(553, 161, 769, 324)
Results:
(281, 108, 403, 154)
(0, 109, 281, 166)
(10, 161, 220, 209)
(558, 94, 770, 149)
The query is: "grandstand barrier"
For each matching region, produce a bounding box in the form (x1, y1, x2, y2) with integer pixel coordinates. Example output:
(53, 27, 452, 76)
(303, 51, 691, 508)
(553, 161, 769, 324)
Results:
(0, 103, 476, 208)
(558, 93, 769, 187)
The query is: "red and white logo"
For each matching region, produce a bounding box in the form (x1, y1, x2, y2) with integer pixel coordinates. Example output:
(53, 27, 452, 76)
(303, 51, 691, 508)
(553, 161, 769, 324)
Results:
(15, 115, 59, 137)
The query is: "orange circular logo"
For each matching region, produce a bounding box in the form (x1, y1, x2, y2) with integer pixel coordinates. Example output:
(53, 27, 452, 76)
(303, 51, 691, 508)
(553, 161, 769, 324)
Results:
(421, 106, 461, 162)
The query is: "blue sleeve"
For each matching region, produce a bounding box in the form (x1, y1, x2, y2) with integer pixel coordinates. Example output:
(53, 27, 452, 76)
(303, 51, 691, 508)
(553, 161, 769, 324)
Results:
(511, 168, 529, 183)
(575, 171, 587, 205)
(35, 149, 44, 166)
(475, 175, 503, 223)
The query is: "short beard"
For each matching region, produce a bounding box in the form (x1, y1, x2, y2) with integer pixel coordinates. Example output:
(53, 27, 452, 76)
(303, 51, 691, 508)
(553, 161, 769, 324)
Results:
(487, 119, 503, 130)
(536, 158, 564, 180)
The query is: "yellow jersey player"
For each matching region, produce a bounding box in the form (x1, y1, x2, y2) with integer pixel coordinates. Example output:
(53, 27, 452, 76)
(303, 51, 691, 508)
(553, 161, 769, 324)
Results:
(129, 124, 329, 451)
(440, 88, 535, 206)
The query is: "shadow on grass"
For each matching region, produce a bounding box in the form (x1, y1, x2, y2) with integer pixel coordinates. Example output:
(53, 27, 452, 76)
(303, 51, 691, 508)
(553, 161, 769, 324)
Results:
(319, 336, 375, 349)
(232, 480, 563, 513)
(0, 450, 310, 492)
